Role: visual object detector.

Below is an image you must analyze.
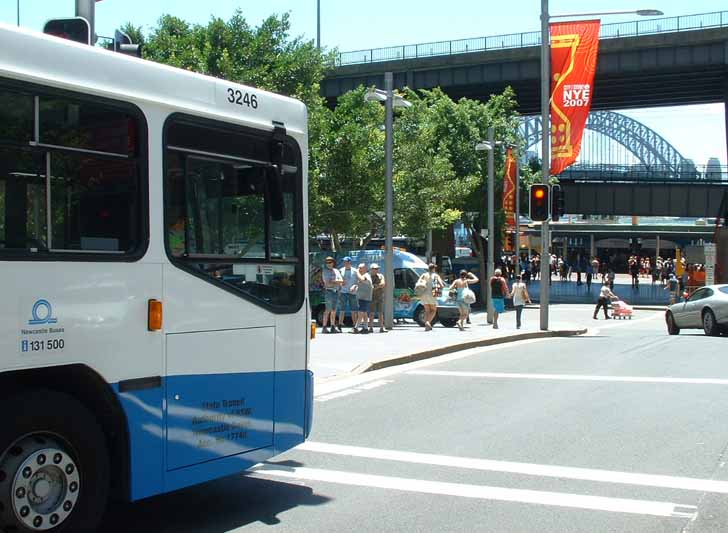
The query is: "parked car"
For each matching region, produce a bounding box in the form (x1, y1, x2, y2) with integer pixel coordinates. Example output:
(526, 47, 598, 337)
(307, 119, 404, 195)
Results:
(665, 284, 728, 336)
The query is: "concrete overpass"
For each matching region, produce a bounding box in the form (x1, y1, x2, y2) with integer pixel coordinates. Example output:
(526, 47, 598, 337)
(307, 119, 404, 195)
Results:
(324, 11, 728, 114)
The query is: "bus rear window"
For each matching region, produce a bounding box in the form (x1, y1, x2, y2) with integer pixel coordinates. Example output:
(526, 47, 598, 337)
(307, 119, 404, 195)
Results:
(40, 97, 137, 156)
(0, 89, 33, 144)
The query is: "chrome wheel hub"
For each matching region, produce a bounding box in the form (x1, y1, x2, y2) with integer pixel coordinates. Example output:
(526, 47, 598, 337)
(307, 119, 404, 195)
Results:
(9, 444, 80, 530)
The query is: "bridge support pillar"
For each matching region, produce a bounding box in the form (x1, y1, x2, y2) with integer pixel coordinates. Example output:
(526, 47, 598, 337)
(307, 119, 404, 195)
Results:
(590, 234, 595, 258)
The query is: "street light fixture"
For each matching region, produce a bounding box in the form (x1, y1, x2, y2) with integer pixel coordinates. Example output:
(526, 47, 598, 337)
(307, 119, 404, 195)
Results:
(364, 74, 411, 331)
(538, 2, 664, 331)
(550, 9, 664, 19)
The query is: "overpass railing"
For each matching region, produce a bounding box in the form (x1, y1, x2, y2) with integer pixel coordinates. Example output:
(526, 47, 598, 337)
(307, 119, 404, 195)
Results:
(336, 11, 728, 66)
(557, 163, 728, 182)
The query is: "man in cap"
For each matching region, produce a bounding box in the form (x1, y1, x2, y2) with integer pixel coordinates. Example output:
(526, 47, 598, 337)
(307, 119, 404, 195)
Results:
(321, 256, 342, 333)
(368, 263, 388, 333)
(338, 256, 358, 333)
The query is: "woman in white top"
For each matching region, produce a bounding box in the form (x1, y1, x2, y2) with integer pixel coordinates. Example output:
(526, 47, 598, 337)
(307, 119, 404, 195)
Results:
(449, 270, 479, 331)
(417, 263, 444, 331)
(509, 272, 532, 329)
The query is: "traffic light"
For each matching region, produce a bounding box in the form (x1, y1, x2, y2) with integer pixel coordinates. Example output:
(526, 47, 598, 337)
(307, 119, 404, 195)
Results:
(529, 184, 550, 221)
(551, 184, 566, 222)
(112, 29, 142, 58)
(43, 17, 91, 45)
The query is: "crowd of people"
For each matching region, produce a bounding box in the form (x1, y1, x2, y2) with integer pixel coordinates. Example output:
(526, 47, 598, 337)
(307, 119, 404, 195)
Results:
(319, 257, 533, 333)
(319, 251, 710, 334)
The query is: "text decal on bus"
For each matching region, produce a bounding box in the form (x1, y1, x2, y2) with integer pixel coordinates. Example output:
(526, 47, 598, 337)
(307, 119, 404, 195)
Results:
(226, 88, 259, 109)
(19, 299, 66, 355)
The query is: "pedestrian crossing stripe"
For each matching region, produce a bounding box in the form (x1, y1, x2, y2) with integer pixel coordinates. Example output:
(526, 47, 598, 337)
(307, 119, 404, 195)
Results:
(250, 464, 697, 519)
(297, 441, 728, 494)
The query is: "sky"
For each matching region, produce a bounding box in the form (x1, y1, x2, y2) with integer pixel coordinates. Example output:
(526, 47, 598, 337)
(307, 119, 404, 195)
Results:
(1, 0, 726, 166)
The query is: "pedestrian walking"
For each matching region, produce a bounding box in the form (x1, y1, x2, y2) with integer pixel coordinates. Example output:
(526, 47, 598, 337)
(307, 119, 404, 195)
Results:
(607, 268, 615, 291)
(509, 272, 532, 329)
(665, 272, 679, 304)
(415, 264, 443, 331)
(489, 268, 508, 329)
(368, 263, 388, 333)
(450, 270, 479, 331)
(321, 257, 342, 333)
(593, 281, 617, 320)
(338, 256, 358, 332)
(629, 256, 639, 289)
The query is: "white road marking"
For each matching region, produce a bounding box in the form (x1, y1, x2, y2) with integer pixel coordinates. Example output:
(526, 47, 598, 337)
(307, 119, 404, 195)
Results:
(315, 337, 552, 397)
(250, 464, 696, 519)
(315, 379, 393, 402)
(407, 370, 728, 385)
(297, 441, 728, 494)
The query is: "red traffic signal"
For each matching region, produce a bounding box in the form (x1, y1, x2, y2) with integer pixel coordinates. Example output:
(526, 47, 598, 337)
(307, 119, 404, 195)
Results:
(43, 17, 90, 45)
(529, 184, 550, 221)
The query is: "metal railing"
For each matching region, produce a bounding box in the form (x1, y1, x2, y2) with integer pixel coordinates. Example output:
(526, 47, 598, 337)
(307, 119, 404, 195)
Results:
(557, 163, 728, 182)
(336, 11, 728, 66)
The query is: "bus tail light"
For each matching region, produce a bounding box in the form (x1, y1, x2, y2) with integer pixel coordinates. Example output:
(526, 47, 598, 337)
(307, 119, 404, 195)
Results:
(148, 299, 163, 331)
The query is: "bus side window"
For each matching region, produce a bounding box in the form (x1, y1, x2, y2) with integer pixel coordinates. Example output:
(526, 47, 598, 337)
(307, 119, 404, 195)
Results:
(164, 117, 303, 311)
(0, 86, 145, 256)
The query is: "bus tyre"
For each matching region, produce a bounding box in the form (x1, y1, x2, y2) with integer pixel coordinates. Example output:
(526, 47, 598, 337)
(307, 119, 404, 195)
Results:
(0, 390, 110, 533)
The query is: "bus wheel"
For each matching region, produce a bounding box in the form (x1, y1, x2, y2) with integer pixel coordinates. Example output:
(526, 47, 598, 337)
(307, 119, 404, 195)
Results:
(0, 390, 110, 533)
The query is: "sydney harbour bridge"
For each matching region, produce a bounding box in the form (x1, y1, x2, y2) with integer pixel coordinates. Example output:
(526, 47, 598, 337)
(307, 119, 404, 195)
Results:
(521, 111, 725, 182)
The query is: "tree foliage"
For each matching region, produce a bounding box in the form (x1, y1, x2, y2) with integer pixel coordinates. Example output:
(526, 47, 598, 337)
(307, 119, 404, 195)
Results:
(124, 10, 526, 257)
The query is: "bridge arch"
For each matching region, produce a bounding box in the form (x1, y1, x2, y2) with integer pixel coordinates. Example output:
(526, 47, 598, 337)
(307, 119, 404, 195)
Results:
(521, 111, 694, 174)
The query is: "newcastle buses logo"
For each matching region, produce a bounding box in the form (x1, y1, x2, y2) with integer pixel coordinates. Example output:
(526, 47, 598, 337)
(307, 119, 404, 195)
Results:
(28, 299, 58, 325)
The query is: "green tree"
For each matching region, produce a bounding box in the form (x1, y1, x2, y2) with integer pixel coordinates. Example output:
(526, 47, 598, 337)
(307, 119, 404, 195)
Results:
(133, 11, 330, 110)
(393, 88, 480, 238)
(311, 87, 385, 250)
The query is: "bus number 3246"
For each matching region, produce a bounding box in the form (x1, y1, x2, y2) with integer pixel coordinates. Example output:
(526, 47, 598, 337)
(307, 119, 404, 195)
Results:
(226, 88, 258, 109)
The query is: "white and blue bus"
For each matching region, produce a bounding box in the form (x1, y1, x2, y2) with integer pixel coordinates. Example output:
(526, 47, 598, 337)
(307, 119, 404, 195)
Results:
(0, 22, 312, 532)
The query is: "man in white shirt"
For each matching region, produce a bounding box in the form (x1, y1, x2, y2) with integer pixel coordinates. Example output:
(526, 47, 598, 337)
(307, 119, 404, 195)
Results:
(338, 257, 358, 332)
(593, 281, 617, 320)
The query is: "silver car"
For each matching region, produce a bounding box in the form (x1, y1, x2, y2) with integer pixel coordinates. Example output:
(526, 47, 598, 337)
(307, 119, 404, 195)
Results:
(665, 284, 728, 336)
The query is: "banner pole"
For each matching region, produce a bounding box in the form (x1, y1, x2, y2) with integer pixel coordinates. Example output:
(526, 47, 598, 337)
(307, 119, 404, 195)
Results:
(539, 0, 551, 331)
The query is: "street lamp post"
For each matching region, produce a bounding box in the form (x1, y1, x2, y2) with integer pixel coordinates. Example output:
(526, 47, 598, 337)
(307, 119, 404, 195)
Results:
(514, 149, 521, 279)
(539, 0, 551, 331)
(486, 127, 495, 324)
(538, 2, 664, 330)
(475, 128, 498, 324)
(316, 0, 321, 49)
(365, 74, 411, 330)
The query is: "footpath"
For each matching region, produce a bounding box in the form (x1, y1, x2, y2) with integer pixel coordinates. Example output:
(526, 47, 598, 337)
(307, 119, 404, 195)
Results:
(309, 305, 625, 381)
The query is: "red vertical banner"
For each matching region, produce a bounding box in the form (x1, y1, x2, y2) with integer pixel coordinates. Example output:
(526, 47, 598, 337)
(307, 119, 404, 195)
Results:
(550, 20, 600, 176)
(502, 148, 517, 252)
